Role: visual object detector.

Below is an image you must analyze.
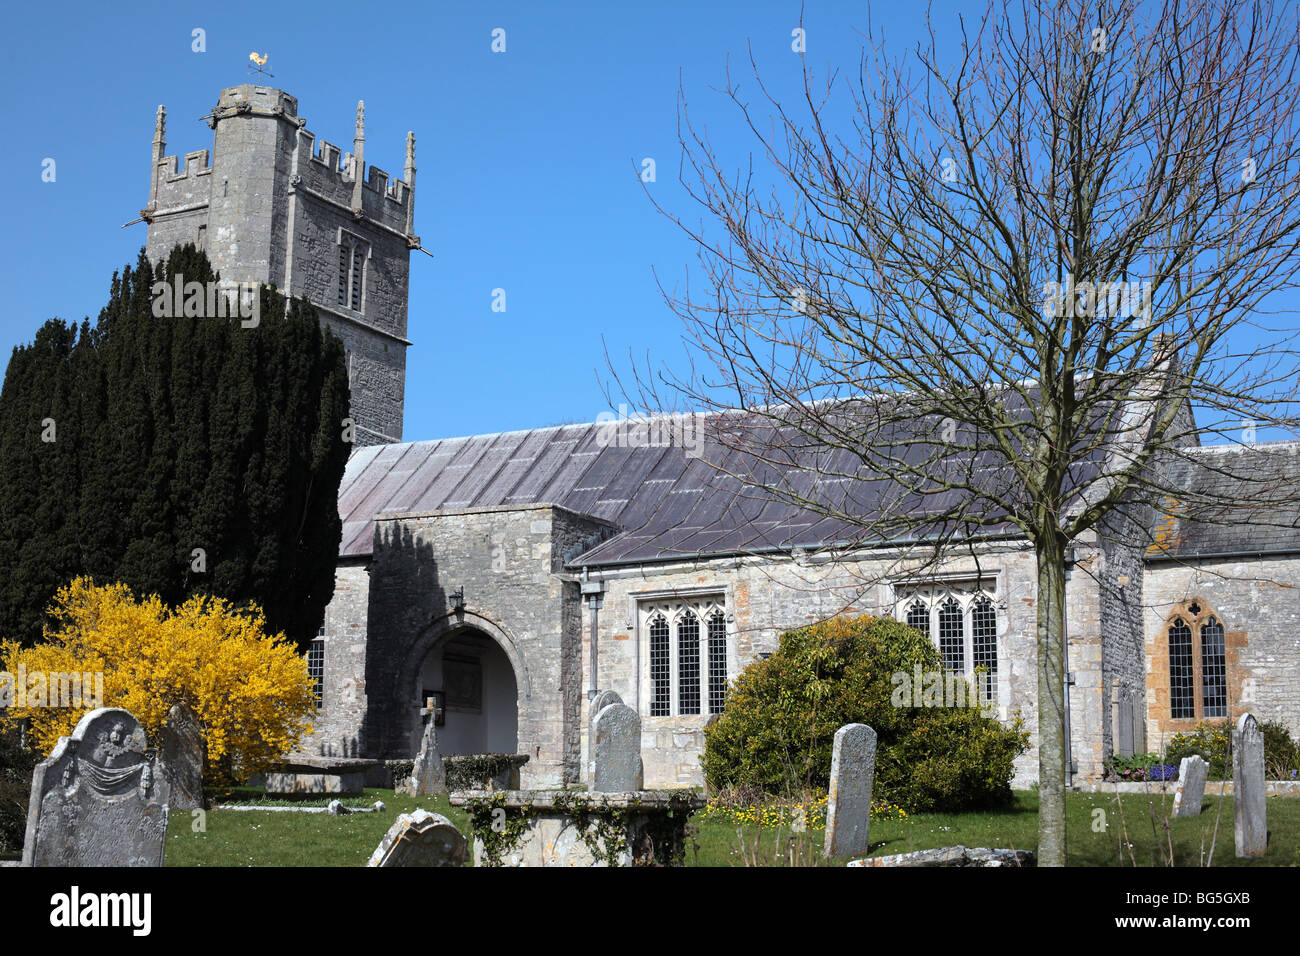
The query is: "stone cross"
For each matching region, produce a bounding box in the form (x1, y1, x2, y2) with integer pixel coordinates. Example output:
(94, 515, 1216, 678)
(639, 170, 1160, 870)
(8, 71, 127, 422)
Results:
(366, 809, 467, 867)
(824, 723, 877, 859)
(22, 707, 171, 866)
(592, 702, 642, 792)
(409, 709, 446, 796)
(1171, 755, 1208, 817)
(159, 702, 206, 812)
(1232, 712, 1267, 857)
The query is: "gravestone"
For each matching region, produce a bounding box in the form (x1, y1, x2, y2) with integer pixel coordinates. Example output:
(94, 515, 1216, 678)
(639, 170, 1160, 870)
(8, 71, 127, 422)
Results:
(592, 702, 642, 792)
(1172, 755, 1208, 817)
(159, 702, 205, 811)
(1114, 685, 1134, 758)
(824, 723, 877, 859)
(22, 707, 171, 867)
(408, 714, 446, 796)
(366, 809, 467, 867)
(588, 690, 622, 777)
(1232, 712, 1267, 857)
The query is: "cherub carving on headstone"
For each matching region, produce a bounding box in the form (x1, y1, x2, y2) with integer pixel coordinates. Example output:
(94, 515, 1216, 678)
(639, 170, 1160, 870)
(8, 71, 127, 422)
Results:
(93, 722, 130, 767)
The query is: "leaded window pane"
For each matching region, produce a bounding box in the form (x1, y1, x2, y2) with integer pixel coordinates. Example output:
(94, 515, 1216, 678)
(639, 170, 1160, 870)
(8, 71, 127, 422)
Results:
(678, 612, 701, 715)
(649, 615, 671, 716)
(707, 611, 727, 714)
(1169, 619, 1194, 719)
(938, 597, 964, 674)
(906, 599, 929, 637)
(1200, 617, 1227, 718)
(307, 638, 325, 709)
(971, 596, 998, 703)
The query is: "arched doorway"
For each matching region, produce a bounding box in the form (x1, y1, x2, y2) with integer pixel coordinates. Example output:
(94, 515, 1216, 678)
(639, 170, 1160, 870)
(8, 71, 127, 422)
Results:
(416, 627, 519, 756)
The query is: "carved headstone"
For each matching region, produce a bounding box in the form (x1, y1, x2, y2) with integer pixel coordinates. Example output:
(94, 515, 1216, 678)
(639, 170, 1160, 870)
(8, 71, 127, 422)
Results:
(1232, 712, 1267, 857)
(1172, 755, 1208, 817)
(22, 707, 171, 867)
(159, 702, 205, 811)
(825, 723, 877, 859)
(366, 809, 467, 867)
(592, 702, 642, 792)
(409, 714, 445, 796)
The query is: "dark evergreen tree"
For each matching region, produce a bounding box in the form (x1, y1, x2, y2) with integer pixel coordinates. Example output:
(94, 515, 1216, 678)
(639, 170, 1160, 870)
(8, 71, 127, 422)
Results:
(0, 245, 350, 649)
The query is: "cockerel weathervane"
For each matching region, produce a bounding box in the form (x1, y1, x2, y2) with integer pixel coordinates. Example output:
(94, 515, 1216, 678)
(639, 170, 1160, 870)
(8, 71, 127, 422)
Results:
(248, 52, 273, 81)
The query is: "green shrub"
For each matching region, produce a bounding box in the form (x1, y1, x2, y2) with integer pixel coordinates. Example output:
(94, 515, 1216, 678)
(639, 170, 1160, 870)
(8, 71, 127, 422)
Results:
(1165, 719, 1300, 781)
(702, 615, 1028, 813)
(1262, 721, 1300, 780)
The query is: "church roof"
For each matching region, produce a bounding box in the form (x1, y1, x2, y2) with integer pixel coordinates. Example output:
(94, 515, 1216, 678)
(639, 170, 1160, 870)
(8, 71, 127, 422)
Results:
(336, 399, 1106, 564)
(1146, 441, 1300, 560)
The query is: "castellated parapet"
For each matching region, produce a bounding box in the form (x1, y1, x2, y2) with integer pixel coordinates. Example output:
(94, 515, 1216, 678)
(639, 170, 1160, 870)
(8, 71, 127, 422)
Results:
(141, 84, 422, 448)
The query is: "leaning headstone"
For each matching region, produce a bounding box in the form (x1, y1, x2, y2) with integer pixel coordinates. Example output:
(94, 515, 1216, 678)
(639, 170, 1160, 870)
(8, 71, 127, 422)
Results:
(159, 702, 206, 811)
(824, 723, 877, 859)
(366, 809, 467, 867)
(1172, 755, 1209, 817)
(1232, 712, 1267, 857)
(409, 716, 446, 796)
(592, 702, 642, 792)
(22, 707, 171, 867)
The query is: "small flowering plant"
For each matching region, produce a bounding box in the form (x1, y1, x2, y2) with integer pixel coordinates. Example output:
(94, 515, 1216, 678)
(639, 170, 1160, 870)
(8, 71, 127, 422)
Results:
(1105, 752, 1179, 783)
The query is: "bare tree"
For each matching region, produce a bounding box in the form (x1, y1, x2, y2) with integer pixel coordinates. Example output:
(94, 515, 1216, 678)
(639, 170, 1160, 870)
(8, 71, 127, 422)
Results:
(616, 0, 1300, 865)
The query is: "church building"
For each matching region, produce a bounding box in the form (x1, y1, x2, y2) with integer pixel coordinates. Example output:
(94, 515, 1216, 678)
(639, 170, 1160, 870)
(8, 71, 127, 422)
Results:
(145, 86, 1300, 791)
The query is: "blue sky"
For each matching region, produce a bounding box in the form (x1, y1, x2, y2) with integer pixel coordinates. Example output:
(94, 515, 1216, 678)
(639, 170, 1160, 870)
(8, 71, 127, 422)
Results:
(3, 1, 1294, 445)
(7, 0, 928, 442)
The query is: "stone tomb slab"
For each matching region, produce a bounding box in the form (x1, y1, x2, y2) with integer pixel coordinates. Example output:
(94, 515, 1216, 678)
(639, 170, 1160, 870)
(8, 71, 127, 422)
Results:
(265, 754, 382, 797)
(23, 707, 171, 867)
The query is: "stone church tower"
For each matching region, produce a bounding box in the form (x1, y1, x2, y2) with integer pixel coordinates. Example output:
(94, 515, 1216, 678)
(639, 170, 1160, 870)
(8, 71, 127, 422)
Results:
(139, 84, 419, 447)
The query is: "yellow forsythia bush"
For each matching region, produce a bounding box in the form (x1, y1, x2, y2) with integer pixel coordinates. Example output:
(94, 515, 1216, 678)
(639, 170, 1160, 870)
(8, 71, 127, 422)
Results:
(0, 577, 316, 783)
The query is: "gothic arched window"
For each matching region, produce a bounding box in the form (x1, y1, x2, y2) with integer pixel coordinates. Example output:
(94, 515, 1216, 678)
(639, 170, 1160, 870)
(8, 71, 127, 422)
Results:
(1164, 601, 1231, 722)
(640, 597, 729, 718)
(895, 584, 999, 708)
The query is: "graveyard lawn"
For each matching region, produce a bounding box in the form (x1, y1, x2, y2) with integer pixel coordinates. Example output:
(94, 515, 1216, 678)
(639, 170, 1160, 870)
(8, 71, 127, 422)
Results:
(161, 789, 1300, 866)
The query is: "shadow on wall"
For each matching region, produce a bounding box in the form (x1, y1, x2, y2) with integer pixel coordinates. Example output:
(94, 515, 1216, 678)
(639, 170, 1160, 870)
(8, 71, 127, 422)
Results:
(360, 521, 444, 760)
(314, 736, 362, 758)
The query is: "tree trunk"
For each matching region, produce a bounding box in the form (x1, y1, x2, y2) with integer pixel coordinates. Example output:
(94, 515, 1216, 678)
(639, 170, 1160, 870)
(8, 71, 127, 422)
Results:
(1036, 537, 1068, 866)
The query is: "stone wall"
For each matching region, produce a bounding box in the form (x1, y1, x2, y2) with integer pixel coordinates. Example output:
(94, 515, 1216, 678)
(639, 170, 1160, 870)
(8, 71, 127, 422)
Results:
(305, 559, 372, 757)
(307, 504, 611, 788)
(1143, 554, 1300, 751)
(580, 542, 1109, 789)
(309, 509, 1158, 791)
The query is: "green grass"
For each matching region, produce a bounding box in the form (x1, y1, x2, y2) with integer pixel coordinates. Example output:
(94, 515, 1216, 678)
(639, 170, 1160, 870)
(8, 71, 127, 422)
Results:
(160, 788, 1300, 866)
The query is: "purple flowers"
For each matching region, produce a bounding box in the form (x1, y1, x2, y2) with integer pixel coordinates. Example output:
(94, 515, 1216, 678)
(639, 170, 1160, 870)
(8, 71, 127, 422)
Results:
(1119, 764, 1178, 781)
